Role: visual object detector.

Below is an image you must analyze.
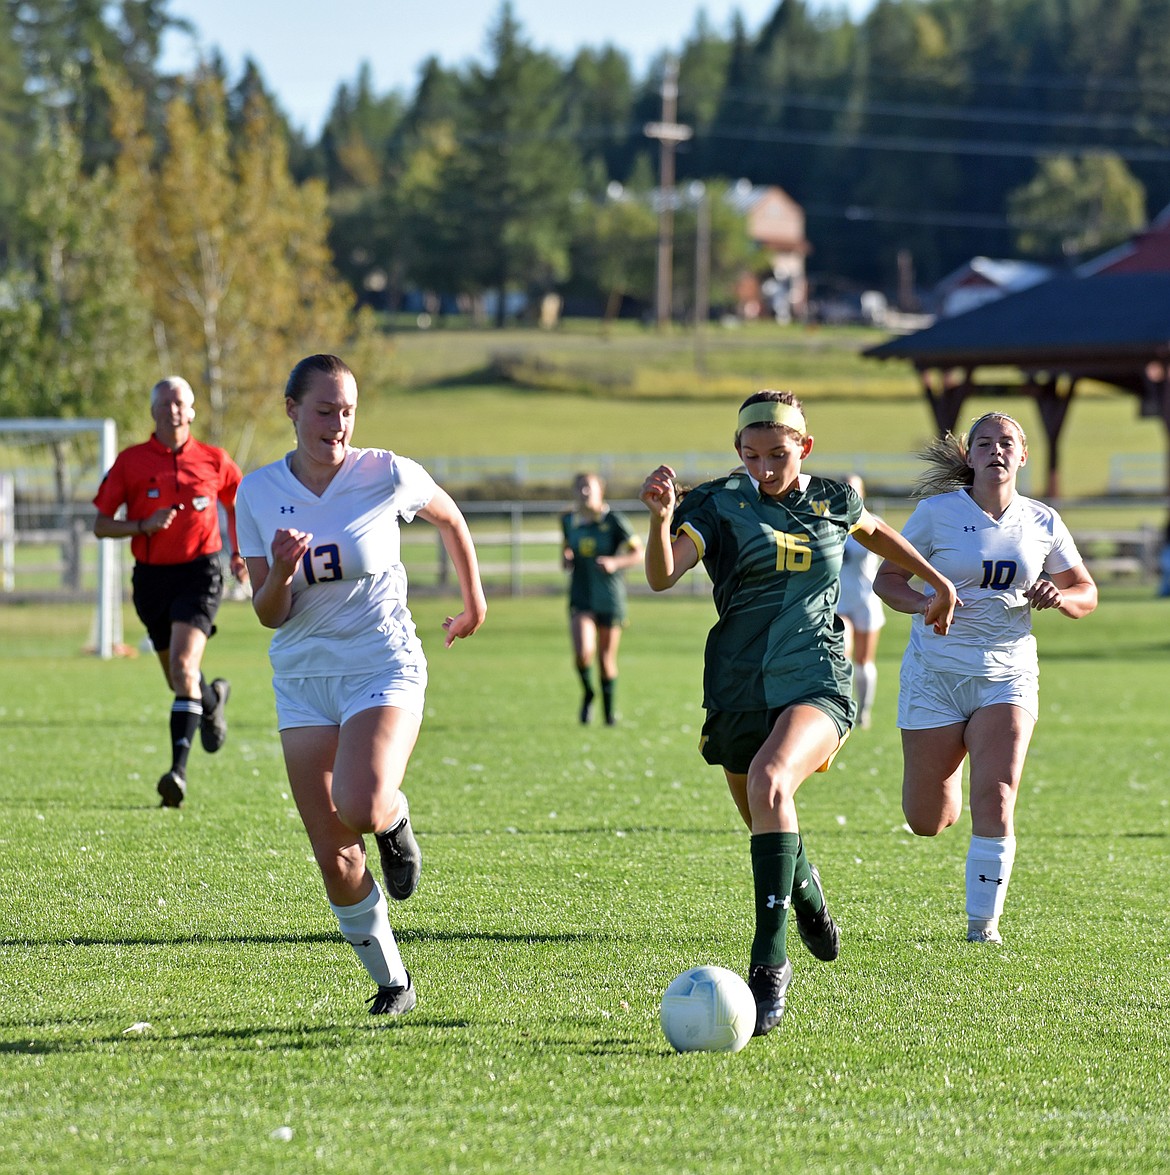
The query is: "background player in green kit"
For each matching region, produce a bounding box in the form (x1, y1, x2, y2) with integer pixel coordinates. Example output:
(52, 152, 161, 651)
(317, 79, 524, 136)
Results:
(640, 390, 958, 1038)
(561, 472, 643, 724)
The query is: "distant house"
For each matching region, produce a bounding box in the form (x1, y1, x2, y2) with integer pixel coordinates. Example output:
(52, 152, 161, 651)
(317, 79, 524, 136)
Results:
(725, 181, 811, 322)
(932, 256, 1057, 318)
(1078, 203, 1170, 275)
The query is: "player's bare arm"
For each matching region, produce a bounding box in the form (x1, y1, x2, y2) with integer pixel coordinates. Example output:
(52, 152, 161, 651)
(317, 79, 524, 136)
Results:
(596, 537, 644, 576)
(417, 488, 487, 647)
(223, 502, 249, 584)
(1024, 564, 1098, 617)
(92, 504, 182, 540)
(249, 527, 313, 628)
(640, 465, 697, 591)
(855, 510, 959, 634)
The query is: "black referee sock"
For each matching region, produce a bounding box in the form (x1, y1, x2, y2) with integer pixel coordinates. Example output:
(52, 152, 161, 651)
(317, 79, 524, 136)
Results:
(169, 698, 202, 776)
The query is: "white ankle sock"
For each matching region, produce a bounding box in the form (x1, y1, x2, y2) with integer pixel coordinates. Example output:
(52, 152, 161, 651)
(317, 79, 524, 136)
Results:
(329, 881, 408, 988)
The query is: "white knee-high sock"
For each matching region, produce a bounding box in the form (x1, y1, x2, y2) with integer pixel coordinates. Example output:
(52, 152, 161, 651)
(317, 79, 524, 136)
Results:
(965, 834, 1016, 931)
(855, 661, 878, 723)
(329, 880, 408, 988)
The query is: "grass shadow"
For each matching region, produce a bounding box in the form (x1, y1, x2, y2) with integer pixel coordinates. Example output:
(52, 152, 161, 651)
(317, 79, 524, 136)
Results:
(0, 928, 629, 949)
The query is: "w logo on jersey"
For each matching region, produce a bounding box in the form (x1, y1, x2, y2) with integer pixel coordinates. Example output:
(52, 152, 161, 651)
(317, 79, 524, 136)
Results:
(810, 500, 831, 517)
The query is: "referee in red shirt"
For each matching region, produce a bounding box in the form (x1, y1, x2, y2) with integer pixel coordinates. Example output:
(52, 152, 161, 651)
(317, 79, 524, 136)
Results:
(93, 377, 248, 807)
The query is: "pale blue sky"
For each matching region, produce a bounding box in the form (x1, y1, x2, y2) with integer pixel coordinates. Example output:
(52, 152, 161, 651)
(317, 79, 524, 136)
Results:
(161, 0, 875, 137)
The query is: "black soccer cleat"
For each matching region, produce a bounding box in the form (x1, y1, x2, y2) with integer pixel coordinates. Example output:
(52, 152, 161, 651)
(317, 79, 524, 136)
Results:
(747, 959, 794, 1037)
(200, 678, 231, 754)
(374, 793, 421, 900)
(157, 769, 186, 808)
(366, 972, 416, 1017)
(794, 863, 841, 962)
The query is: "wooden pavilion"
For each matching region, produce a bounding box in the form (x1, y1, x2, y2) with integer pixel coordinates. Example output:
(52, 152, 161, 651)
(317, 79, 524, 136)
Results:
(863, 271, 1170, 498)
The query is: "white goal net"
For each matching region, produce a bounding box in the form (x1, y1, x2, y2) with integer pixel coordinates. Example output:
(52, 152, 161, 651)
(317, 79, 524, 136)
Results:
(0, 418, 122, 657)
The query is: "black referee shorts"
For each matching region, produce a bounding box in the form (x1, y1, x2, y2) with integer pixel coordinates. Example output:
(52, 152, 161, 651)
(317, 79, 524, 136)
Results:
(132, 555, 224, 652)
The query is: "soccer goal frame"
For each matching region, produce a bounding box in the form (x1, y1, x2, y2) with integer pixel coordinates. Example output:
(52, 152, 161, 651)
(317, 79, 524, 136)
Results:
(0, 417, 122, 658)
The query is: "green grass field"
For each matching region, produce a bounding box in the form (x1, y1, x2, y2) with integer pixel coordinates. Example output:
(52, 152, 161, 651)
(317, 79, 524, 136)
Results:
(1, 586, 1168, 1173)
(235, 322, 1169, 506)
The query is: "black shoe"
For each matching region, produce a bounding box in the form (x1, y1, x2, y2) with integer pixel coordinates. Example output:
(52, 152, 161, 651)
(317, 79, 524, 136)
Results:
(374, 793, 421, 900)
(366, 972, 416, 1017)
(200, 678, 230, 753)
(794, 863, 841, 962)
(157, 769, 186, 808)
(747, 959, 793, 1037)
(580, 693, 594, 724)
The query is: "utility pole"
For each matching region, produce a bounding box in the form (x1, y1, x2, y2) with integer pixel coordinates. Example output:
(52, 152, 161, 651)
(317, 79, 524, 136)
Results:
(644, 58, 692, 330)
(692, 182, 710, 374)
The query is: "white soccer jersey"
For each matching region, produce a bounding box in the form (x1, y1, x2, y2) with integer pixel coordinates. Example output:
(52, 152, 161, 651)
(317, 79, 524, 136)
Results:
(837, 527, 886, 630)
(900, 489, 1082, 677)
(236, 448, 437, 679)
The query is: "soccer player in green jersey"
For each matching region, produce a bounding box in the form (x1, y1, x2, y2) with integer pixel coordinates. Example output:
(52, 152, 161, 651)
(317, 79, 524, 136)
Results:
(562, 473, 644, 724)
(640, 390, 958, 1038)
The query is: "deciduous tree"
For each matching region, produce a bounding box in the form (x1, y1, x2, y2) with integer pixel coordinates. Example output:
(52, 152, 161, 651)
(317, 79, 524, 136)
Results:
(106, 67, 361, 461)
(1008, 152, 1147, 259)
(0, 110, 153, 429)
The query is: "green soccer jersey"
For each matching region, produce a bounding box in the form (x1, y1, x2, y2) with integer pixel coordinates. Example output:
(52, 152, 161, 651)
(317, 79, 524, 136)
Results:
(562, 508, 636, 619)
(672, 472, 863, 713)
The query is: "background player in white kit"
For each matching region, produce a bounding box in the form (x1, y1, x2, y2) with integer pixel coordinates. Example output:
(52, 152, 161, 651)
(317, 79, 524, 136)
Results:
(874, 413, 1096, 945)
(835, 475, 886, 728)
(236, 354, 487, 1015)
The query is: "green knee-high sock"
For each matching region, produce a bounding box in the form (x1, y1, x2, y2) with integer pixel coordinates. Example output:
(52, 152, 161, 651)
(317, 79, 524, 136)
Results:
(750, 831, 800, 968)
(577, 665, 595, 723)
(790, 836, 824, 919)
(600, 675, 616, 722)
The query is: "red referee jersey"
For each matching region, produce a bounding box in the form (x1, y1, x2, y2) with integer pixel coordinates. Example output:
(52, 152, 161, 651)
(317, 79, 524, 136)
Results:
(93, 434, 243, 565)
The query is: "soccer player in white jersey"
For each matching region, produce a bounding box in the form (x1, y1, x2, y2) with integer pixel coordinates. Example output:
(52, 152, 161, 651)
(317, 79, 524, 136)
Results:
(874, 413, 1097, 945)
(835, 475, 886, 728)
(235, 354, 487, 1016)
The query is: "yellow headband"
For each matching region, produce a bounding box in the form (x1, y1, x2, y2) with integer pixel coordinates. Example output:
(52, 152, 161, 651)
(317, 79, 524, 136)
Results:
(736, 401, 806, 436)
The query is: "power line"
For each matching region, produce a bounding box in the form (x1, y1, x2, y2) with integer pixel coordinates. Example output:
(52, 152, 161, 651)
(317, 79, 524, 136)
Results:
(697, 122, 1170, 163)
(458, 119, 1170, 164)
(713, 87, 1170, 135)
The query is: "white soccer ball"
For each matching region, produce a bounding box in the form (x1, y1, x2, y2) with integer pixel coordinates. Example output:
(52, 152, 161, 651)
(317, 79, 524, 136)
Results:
(659, 964, 755, 1053)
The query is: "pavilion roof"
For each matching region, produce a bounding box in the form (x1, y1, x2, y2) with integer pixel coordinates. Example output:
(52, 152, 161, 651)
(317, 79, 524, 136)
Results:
(865, 273, 1170, 375)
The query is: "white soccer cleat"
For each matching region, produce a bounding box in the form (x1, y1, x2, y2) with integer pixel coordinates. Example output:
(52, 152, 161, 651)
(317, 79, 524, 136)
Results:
(966, 927, 1003, 945)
